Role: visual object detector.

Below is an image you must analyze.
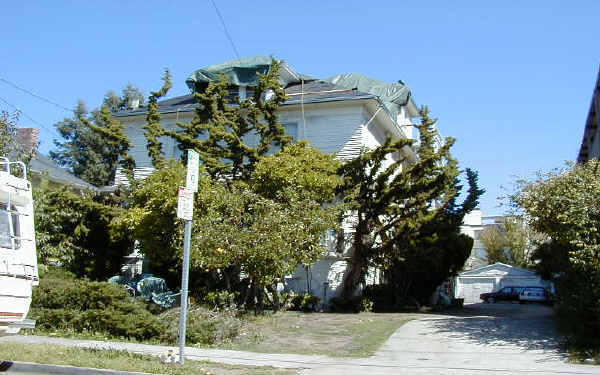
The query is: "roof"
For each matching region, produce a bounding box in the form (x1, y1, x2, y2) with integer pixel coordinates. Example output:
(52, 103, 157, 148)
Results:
(458, 262, 538, 278)
(185, 55, 314, 90)
(323, 73, 418, 119)
(577, 66, 600, 163)
(113, 80, 377, 118)
(29, 152, 98, 191)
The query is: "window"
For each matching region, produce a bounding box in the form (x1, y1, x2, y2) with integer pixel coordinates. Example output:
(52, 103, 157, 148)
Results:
(172, 141, 184, 161)
(0, 203, 20, 250)
(283, 122, 298, 141)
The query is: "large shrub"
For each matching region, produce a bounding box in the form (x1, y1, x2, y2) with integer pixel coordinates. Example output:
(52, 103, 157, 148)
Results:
(34, 185, 133, 280)
(31, 267, 163, 340)
(511, 160, 600, 349)
(31, 267, 247, 345)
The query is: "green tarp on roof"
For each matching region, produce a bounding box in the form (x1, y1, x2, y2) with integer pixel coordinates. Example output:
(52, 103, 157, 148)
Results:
(185, 55, 312, 90)
(323, 73, 416, 120)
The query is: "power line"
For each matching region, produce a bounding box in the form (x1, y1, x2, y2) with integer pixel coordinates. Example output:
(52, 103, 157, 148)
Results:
(0, 95, 60, 138)
(209, 0, 241, 61)
(0, 77, 73, 113)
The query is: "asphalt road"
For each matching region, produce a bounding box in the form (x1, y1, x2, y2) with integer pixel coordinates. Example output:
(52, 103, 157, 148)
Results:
(305, 303, 600, 374)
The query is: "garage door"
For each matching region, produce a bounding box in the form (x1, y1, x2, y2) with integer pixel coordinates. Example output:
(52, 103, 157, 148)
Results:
(459, 278, 495, 304)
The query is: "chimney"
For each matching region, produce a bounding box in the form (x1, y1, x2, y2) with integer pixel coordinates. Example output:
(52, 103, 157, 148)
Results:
(16, 128, 40, 154)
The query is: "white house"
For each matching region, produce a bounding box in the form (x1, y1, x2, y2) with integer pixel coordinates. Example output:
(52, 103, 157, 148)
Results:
(112, 56, 420, 302)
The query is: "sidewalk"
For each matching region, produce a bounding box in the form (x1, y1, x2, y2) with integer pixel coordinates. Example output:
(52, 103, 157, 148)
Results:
(1, 335, 347, 370)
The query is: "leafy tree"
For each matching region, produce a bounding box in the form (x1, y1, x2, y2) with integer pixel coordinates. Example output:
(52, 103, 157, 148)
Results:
(480, 224, 510, 264)
(142, 69, 172, 169)
(480, 216, 533, 267)
(192, 179, 336, 312)
(510, 160, 600, 348)
(116, 155, 338, 312)
(253, 141, 342, 202)
(338, 107, 483, 305)
(502, 216, 530, 267)
(0, 110, 36, 167)
(103, 84, 146, 112)
(50, 101, 116, 186)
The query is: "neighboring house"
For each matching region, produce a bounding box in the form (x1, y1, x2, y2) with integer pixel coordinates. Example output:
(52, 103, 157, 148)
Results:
(578, 66, 600, 163)
(460, 210, 516, 271)
(112, 56, 420, 302)
(460, 209, 487, 270)
(16, 128, 97, 192)
(455, 262, 551, 304)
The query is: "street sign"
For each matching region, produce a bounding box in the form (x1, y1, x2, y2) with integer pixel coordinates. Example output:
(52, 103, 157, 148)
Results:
(176, 186, 194, 221)
(178, 149, 198, 364)
(186, 149, 199, 192)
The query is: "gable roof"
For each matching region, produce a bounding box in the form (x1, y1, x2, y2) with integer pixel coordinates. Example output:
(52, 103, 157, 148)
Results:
(29, 152, 98, 191)
(113, 80, 376, 118)
(458, 262, 538, 278)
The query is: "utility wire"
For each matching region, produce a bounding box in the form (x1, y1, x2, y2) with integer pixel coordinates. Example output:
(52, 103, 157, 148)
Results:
(0, 77, 73, 113)
(0, 95, 60, 138)
(209, 0, 241, 61)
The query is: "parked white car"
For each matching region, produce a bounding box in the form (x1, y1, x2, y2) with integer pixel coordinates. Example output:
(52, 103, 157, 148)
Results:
(519, 286, 549, 304)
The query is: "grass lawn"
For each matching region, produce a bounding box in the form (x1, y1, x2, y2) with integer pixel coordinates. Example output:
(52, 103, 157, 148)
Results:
(0, 342, 296, 375)
(227, 311, 417, 357)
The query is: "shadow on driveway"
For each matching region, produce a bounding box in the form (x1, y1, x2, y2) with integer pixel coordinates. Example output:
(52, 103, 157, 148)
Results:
(425, 303, 565, 355)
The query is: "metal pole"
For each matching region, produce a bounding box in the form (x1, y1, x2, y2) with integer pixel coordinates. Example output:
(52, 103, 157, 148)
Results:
(178, 219, 193, 364)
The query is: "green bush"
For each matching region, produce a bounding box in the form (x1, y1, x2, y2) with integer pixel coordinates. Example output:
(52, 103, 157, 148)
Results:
(362, 284, 396, 311)
(158, 305, 243, 345)
(329, 295, 373, 313)
(203, 291, 239, 310)
(31, 267, 163, 340)
(289, 294, 320, 312)
(31, 267, 245, 345)
(34, 187, 133, 280)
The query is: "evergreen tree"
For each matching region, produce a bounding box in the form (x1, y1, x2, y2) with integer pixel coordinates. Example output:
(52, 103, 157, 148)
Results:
(166, 59, 290, 181)
(142, 69, 172, 169)
(52, 83, 145, 186)
(338, 107, 483, 303)
(50, 101, 115, 186)
(80, 105, 136, 184)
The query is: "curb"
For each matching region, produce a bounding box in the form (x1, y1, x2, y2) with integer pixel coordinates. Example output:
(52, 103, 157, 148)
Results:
(0, 361, 156, 375)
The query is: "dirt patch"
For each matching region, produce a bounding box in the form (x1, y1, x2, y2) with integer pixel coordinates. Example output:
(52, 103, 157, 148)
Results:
(227, 311, 418, 357)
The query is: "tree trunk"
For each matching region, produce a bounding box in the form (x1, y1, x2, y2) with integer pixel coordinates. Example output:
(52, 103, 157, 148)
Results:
(266, 284, 280, 312)
(255, 283, 264, 315)
(341, 221, 369, 299)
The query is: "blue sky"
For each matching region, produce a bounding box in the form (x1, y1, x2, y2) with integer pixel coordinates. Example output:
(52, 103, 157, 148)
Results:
(2, 1, 598, 215)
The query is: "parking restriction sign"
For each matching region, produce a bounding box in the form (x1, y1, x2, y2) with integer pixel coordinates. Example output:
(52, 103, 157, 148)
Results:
(176, 186, 194, 221)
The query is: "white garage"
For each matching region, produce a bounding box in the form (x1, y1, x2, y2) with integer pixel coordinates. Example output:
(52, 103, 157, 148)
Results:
(455, 263, 550, 304)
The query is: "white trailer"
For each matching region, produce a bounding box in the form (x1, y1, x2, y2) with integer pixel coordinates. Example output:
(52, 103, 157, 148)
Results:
(0, 158, 38, 335)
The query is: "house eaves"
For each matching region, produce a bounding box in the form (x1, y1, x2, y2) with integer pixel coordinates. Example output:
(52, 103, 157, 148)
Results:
(29, 152, 98, 191)
(113, 80, 378, 119)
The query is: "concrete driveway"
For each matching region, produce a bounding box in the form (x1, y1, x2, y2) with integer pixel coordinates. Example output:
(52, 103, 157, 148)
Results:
(306, 303, 600, 374)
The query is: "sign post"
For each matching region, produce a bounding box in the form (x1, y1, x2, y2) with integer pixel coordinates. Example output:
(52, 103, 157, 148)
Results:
(177, 149, 199, 364)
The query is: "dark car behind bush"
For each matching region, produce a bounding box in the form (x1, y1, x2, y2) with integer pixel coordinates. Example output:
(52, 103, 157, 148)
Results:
(480, 286, 524, 303)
